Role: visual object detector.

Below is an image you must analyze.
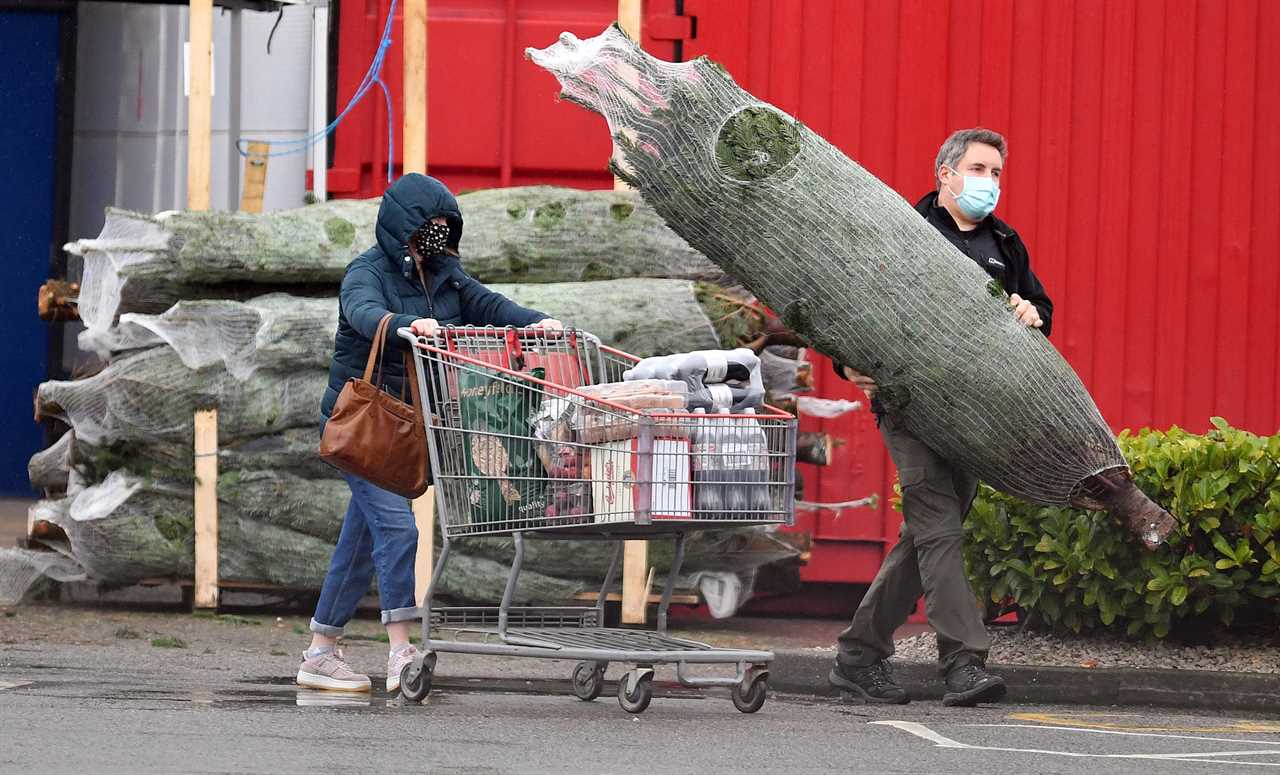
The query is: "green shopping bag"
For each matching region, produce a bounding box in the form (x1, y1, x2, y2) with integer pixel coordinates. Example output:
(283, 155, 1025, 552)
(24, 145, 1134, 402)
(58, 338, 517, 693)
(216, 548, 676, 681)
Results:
(457, 365, 548, 529)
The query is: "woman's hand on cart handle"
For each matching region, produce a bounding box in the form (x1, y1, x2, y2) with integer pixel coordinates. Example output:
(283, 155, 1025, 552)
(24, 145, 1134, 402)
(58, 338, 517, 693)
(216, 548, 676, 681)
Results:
(410, 318, 441, 338)
(530, 318, 565, 332)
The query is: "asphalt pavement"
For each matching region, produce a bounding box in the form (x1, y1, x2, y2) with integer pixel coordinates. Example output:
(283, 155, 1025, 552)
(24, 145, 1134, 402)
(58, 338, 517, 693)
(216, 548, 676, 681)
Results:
(3, 643, 1279, 775)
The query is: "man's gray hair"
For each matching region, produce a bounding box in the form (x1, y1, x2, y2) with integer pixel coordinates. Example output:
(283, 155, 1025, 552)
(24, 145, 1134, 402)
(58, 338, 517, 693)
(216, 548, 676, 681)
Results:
(935, 128, 1007, 186)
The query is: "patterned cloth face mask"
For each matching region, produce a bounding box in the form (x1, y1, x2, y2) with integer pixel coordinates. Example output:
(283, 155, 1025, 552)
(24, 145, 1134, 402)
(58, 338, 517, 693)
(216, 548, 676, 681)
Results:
(411, 221, 450, 257)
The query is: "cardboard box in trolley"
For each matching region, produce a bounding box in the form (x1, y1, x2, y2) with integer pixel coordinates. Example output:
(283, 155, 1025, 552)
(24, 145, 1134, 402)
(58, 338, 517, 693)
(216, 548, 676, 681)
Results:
(589, 437, 692, 523)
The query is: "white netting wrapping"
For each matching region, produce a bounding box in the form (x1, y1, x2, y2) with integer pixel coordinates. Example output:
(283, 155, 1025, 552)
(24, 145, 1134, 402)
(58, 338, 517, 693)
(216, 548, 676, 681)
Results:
(0, 500, 87, 606)
(67, 191, 726, 357)
(69, 209, 174, 333)
(444, 186, 721, 283)
(0, 547, 86, 606)
(118, 294, 338, 380)
(527, 26, 1173, 544)
(796, 396, 863, 419)
(35, 345, 327, 446)
(83, 278, 724, 366)
(48, 471, 338, 585)
(490, 279, 720, 357)
(26, 467, 796, 597)
(67, 202, 375, 354)
(28, 430, 74, 493)
(77, 323, 164, 360)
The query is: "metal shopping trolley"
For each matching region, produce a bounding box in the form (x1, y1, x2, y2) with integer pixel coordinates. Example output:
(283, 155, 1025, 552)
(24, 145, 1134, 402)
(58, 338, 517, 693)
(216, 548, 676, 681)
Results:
(396, 326, 797, 714)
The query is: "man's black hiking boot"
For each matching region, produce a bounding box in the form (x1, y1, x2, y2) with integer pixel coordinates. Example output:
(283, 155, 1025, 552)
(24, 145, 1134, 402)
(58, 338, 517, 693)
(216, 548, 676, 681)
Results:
(829, 660, 909, 704)
(942, 661, 1006, 707)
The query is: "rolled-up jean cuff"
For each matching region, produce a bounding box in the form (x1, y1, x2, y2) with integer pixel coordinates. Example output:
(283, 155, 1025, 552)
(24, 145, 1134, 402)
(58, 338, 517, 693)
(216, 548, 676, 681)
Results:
(381, 606, 419, 624)
(309, 618, 344, 637)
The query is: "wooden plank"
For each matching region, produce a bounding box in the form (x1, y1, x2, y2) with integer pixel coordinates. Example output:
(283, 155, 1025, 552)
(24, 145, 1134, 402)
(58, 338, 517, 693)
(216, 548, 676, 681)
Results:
(617, 0, 641, 38)
(573, 591, 700, 606)
(412, 488, 435, 606)
(187, 0, 213, 211)
(138, 577, 306, 592)
(621, 539, 648, 624)
(193, 408, 219, 609)
(403, 0, 427, 175)
(238, 141, 270, 213)
(616, 0, 647, 625)
(613, 0, 642, 193)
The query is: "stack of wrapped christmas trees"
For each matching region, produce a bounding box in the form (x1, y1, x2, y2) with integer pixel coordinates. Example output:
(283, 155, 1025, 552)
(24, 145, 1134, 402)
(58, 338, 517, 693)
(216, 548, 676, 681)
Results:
(12, 186, 811, 609)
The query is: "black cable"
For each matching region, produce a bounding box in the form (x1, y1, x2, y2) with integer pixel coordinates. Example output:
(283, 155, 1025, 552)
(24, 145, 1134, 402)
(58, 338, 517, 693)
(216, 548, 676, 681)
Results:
(267, 6, 284, 55)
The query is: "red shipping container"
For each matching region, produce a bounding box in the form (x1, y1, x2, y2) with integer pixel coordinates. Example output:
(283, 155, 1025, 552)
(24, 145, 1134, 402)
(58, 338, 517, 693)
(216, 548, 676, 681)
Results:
(326, 0, 682, 196)
(330, 0, 1280, 595)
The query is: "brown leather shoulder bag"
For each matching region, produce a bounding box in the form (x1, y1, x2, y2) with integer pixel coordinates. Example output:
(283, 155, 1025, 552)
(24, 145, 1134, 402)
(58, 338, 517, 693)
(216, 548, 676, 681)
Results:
(319, 313, 430, 498)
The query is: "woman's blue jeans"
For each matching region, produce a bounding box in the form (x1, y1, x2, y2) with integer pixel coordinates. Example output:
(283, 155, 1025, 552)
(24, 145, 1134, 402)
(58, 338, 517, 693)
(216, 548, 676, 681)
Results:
(310, 471, 419, 636)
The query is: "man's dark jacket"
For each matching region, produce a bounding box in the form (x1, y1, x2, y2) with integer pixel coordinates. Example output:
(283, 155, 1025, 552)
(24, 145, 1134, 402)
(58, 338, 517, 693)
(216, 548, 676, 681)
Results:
(320, 174, 547, 424)
(832, 192, 1054, 394)
(915, 191, 1052, 331)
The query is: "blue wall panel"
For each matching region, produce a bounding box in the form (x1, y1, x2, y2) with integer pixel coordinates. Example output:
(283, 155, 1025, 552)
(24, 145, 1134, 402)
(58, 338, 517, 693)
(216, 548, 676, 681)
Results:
(0, 10, 59, 495)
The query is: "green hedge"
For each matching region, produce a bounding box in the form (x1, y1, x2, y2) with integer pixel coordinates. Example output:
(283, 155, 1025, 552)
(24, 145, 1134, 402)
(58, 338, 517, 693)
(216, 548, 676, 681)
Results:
(962, 418, 1280, 638)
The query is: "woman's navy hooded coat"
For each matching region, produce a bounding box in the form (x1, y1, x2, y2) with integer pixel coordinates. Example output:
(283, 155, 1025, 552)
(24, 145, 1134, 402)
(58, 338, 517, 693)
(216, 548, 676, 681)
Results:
(320, 174, 547, 424)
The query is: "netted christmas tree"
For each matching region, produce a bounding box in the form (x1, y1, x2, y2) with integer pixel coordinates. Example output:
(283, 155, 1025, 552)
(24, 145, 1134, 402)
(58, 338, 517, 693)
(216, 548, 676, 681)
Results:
(527, 25, 1174, 546)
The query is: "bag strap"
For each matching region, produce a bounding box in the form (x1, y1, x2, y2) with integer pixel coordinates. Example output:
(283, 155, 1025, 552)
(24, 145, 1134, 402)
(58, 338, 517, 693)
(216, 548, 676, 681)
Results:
(363, 313, 395, 382)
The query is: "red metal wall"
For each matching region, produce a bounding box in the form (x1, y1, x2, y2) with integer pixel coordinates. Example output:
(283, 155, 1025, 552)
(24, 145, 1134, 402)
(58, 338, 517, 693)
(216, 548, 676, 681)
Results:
(682, 0, 1280, 584)
(331, 0, 1280, 587)
(328, 0, 679, 195)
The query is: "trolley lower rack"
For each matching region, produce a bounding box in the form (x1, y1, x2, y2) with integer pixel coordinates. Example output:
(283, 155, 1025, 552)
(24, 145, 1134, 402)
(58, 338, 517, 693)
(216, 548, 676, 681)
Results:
(398, 531, 773, 714)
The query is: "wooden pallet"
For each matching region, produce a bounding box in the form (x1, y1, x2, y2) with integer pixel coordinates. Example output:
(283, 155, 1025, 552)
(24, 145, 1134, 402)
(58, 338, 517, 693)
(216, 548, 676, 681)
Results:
(134, 577, 309, 592)
(572, 591, 701, 606)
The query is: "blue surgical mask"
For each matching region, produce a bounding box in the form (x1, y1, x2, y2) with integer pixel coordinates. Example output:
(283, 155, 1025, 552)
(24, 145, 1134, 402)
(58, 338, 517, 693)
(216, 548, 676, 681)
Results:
(944, 168, 1000, 221)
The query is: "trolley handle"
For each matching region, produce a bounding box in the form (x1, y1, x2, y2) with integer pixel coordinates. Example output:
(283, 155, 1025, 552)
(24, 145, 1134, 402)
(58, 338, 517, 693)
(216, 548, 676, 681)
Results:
(396, 327, 792, 420)
(396, 324, 590, 347)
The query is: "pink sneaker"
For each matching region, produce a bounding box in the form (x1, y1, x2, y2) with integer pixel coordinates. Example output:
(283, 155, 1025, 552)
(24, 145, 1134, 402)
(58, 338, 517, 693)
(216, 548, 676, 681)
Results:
(296, 649, 371, 692)
(386, 645, 420, 694)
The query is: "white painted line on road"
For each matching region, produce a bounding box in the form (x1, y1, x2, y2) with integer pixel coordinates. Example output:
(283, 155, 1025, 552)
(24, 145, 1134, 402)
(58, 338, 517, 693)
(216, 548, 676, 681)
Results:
(869, 721, 972, 748)
(872, 720, 1280, 768)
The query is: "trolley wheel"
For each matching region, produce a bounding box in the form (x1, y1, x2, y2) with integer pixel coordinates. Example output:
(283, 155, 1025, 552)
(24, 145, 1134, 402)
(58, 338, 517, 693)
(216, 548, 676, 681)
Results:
(732, 670, 769, 714)
(400, 652, 437, 703)
(571, 661, 606, 702)
(617, 669, 654, 714)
